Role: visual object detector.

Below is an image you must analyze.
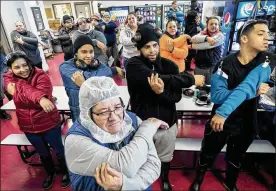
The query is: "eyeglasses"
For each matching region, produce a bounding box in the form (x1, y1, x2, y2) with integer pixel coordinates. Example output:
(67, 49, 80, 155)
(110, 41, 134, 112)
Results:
(239, 19, 257, 38)
(91, 105, 125, 120)
(65, 20, 72, 24)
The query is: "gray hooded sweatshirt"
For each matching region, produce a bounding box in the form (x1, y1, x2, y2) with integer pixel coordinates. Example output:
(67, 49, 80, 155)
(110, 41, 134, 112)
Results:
(72, 27, 109, 64)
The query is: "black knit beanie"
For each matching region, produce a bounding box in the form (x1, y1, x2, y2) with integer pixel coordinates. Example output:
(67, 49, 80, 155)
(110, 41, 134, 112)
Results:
(136, 23, 160, 50)
(73, 35, 94, 54)
(62, 15, 72, 24)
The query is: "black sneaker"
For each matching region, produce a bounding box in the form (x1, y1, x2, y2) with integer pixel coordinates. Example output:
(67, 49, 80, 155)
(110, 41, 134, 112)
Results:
(61, 173, 70, 188)
(0, 111, 11, 120)
(42, 173, 55, 189)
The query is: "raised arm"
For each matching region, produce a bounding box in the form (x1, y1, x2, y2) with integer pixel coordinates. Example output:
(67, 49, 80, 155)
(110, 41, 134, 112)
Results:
(65, 119, 158, 178)
(122, 145, 161, 190)
(215, 63, 272, 119)
(191, 33, 225, 50)
(21, 31, 39, 45)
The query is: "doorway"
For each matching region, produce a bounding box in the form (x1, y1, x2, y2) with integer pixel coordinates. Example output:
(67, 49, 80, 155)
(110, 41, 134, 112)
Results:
(74, 2, 92, 18)
(0, 16, 12, 54)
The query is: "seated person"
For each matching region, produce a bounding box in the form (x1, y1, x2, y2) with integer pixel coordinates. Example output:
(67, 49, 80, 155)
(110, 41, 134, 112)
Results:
(59, 35, 125, 122)
(65, 76, 167, 190)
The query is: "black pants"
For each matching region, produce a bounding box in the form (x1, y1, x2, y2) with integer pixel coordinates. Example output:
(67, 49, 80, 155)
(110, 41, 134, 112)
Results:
(186, 49, 196, 70)
(35, 61, 43, 69)
(199, 122, 254, 167)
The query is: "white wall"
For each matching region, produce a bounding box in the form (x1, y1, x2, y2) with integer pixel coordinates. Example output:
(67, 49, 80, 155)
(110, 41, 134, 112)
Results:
(201, 1, 225, 23)
(43, 1, 98, 20)
(1, 1, 28, 49)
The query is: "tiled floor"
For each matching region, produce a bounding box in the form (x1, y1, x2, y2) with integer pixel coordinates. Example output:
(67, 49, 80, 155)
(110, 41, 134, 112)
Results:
(0, 53, 272, 190)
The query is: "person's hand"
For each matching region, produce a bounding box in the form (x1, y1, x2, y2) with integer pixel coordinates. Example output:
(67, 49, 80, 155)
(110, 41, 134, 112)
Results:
(7, 83, 16, 96)
(94, 163, 123, 190)
(257, 83, 270, 96)
(194, 75, 205, 87)
(102, 25, 106, 31)
(53, 36, 58, 40)
(148, 118, 169, 129)
(148, 73, 164, 94)
(39, 97, 55, 113)
(71, 71, 85, 87)
(96, 40, 107, 53)
(166, 39, 174, 52)
(40, 41, 48, 48)
(184, 34, 191, 42)
(116, 67, 125, 79)
(206, 37, 216, 46)
(210, 114, 225, 132)
(14, 36, 24, 45)
(188, 45, 192, 49)
(173, 13, 177, 18)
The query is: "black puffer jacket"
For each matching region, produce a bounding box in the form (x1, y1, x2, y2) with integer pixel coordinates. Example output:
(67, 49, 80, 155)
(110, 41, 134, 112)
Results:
(184, 10, 200, 37)
(126, 55, 195, 126)
(58, 26, 77, 56)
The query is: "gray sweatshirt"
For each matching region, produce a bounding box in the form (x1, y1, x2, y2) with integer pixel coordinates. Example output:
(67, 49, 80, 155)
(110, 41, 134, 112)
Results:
(65, 118, 161, 190)
(10, 30, 42, 65)
(72, 27, 108, 64)
(191, 32, 225, 50)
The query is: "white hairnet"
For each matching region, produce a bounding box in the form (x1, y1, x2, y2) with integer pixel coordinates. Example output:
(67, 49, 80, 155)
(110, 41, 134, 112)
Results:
(79, 76, 134, 143)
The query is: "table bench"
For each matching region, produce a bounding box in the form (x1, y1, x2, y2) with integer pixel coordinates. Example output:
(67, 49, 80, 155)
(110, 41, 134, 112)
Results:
(173, 138, 275, 191)
(1, 134, 66, 166)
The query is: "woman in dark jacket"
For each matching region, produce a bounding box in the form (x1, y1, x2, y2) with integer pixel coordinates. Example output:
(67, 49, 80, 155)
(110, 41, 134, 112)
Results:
(3, 52, 70, 189)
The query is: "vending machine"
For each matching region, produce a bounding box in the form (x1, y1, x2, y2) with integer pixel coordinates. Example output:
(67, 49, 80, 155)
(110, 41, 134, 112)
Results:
(222, 0, 275, 55)
(135, 5, 162, 28)
(109, 6, 129, 25)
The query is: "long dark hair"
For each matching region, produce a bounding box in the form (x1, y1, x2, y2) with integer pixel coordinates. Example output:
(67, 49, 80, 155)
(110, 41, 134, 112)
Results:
(6, 51, 33, 79)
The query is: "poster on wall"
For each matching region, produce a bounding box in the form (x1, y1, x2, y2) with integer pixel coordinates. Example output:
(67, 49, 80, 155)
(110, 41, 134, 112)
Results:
(52, 3, 72, 19)
(31, 7, 45, 31)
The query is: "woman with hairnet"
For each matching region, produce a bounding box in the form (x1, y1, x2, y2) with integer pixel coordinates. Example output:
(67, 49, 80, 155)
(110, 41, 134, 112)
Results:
(65, 76, 167, 190)
(59, 35, 125, 122)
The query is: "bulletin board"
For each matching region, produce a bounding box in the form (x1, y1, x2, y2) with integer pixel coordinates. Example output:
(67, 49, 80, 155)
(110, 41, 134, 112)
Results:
(52, 3, 73, 19)
(45, 8, 53, 19)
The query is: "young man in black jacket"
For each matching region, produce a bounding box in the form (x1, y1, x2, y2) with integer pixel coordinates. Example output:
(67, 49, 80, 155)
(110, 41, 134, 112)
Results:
(56, 15, 77, 61)
(126, 23, 205, 191)
(189, 20, 275, 191)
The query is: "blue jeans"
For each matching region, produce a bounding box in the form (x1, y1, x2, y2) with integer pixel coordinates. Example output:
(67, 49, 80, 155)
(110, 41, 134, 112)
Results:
(25, 125, 65, 159)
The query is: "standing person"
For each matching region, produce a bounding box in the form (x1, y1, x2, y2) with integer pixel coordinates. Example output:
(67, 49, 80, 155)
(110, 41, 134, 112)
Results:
(119, 12, 140, 69)
(190, 16, 225, 84)
(56, 15, 77, 61)
(72, 16, 108, 64)
(167, 0, 185, 30)
(3, 51, 70, 189)
(60, 35, 125, 122)
(10, 21, 42, 69)
(65, 76, 165, 191)
(101, 12, 119, 65)
(189, 20, 275, 191)
(126, 23, 205, 191)
(0, 45, 11, 120)
(160, 20, 189, 72)
(91, 14, 104, 33)
(184, 10, 203, 71)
